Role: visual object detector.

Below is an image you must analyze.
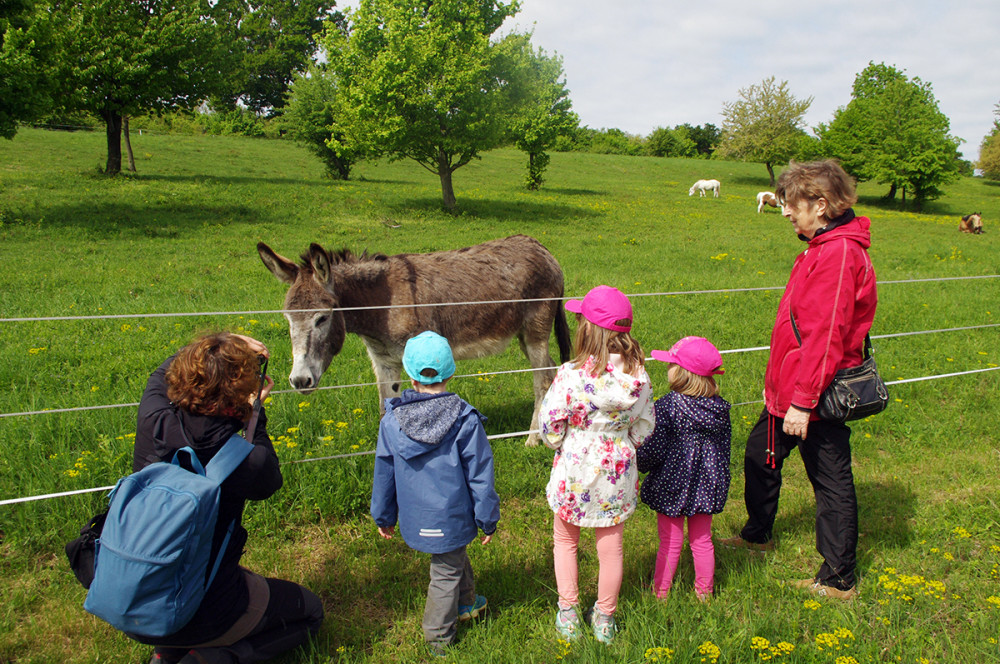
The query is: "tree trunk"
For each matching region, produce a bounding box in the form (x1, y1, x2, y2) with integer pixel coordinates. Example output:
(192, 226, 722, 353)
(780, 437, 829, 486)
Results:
(123, 116, 136, 173)
(102, 110, 123, 175)
(766, 162, 776, 188)
(901, 186, 906, 206)
(884, 183, 897, 200)
(437, 150, 457, 211)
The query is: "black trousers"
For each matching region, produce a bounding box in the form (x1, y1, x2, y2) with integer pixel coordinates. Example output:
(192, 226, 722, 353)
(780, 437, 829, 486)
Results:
(739, 408, 858, 590)
(154, 578, 324, 663)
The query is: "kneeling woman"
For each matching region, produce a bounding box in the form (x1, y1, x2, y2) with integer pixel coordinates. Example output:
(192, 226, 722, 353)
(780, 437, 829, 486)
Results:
(134, 332, 324, 664)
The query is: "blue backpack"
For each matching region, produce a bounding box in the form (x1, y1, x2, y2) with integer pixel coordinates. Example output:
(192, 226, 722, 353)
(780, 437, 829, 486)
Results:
(83, 434, 253, 638)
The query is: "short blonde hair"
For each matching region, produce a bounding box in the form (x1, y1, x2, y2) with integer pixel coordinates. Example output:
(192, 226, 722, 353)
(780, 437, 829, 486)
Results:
(667, 363, 719, 398)
(776, 160, 858, 219)
(572, 316, 645, 377)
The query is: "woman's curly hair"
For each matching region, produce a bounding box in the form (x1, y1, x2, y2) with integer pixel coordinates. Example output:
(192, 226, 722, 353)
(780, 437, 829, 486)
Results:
(167, 332, 261, 421)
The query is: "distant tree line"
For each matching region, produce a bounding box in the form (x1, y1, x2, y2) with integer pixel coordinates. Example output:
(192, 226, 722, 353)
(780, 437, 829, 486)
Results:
(0, 0, 983, 211)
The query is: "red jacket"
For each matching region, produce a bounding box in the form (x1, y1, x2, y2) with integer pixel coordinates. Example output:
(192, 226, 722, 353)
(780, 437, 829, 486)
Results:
(764, 215, 878, 419)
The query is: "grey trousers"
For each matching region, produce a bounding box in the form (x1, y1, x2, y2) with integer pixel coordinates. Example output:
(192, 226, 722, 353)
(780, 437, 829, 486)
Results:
(423, 546, 476, 646)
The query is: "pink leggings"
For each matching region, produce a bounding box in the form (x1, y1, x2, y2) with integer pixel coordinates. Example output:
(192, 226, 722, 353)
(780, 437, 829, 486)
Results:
(553, 517, 625, 616)
(653, 513, 715, 597)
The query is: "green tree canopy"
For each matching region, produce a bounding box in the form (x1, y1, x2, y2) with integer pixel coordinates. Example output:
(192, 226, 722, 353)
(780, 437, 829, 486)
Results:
(51, 0, 225, 175)
(210, 0, 340, 116)
(281, 63, 364, 180)
(817, 62, 962, 207)
(321, 0, 520, 210)
(976, 102, 1000, 181)
(0, 0, 55, 139)
(495, 33, 578, 190)
(716, 76, 812, 186)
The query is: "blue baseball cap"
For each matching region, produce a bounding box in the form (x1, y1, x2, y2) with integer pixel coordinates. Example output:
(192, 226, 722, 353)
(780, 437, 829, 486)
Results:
(403, 331, 456, 385)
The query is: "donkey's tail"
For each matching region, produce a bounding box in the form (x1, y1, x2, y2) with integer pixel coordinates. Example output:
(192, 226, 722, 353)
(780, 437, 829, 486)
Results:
(554, 302, 572, 363)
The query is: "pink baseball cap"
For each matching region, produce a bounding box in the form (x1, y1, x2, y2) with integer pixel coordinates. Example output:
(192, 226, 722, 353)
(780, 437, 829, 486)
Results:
(565, 285, 632, 332)
(651, 336, 725, 376)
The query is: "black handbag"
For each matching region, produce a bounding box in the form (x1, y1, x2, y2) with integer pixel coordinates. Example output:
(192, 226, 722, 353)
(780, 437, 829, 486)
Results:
(65, 510, 107, 589)
(791, 313, 889, 423)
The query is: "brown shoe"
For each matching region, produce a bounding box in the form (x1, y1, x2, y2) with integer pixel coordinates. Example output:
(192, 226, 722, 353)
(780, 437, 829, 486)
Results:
(798, 580, 859, 601)
(718, 535, 775, 552)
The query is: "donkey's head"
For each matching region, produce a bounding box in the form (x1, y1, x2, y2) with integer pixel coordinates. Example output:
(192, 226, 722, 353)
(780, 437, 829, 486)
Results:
(258, 242, 346, 393)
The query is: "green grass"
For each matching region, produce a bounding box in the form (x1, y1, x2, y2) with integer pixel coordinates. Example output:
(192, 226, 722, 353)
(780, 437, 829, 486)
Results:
(1, 127, 999, 663)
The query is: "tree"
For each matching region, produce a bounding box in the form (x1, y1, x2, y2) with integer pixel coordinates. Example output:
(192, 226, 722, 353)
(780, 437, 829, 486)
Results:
(495, 33, 578, 190)
(646, 126, 696, 158)
(716, 77, 812, 186)
(281, 64, 363, 180)
(976, 103, 1000, 181)
(0, 0, 54, 139)
(817, 62, 962, 207)
(676, 123, 720, 158)
(52, 0, 224, 175)
(209, 0, 340, 116)
(321, 0, 520, 210)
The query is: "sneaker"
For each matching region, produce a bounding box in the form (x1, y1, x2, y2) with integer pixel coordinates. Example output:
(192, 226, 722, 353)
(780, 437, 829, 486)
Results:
(426, 642, 449, 658)
(555, 605, 582, 640)
(695, 591, 713, 604)
(796, 579, 859, 601)
(588, 605, 616, 645)
(718, 535, 775, 552)
(458, 594, 488, 621)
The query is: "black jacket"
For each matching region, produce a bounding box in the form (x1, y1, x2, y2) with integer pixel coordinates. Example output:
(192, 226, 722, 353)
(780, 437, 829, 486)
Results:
(130, 356, 283, 645)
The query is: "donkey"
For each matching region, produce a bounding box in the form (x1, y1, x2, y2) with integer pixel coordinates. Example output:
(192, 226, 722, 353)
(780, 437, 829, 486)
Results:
(757, 191, 779, 213)
(258, 234, 572, 446)
(959, 213, 983, 234)
(689, 179, 721, 198)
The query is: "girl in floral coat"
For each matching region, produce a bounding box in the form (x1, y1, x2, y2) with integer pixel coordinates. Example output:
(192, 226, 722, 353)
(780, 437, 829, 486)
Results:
(539, 286, 655, 644)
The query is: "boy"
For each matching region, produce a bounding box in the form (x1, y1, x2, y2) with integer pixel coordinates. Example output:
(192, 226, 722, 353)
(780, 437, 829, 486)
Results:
(370, 331, 500, 655)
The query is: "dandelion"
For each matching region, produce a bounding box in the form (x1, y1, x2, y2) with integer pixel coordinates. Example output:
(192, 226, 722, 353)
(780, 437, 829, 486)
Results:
(952, 526, 972, 539)
(298, 401, 310, 410)
(64, 469, 80, 478)
(351, 444, 359, 450)
(285, 441, 298, 448)
(803, 599, 821, 611)
(91, 386, 99, 392)
(336, 422, 348, 431)
(286, 427, 299, 434)
(835, 657, 859, 664)
(986, 596, 1000, 607)
(28, 346, 47, 354)
(352, 408, 364, 415)
(942, 552, 954, 561)
(121, 323, 132, 331)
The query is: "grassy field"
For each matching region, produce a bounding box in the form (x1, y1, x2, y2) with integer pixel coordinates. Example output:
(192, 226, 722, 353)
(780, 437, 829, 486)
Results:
(1, 127, 999, 663)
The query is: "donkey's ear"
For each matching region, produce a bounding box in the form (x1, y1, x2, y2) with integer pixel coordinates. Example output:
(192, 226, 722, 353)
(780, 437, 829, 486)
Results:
(309, 243, 332, 285)
(258, 242, 298, 285)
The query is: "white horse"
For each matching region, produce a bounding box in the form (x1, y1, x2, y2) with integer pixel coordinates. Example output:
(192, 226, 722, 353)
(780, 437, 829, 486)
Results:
(689, 179, 720, 197)
(757, 191, 778, 213)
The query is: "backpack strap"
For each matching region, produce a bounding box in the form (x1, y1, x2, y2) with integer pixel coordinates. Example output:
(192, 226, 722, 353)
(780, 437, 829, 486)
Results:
(205, 434, 254, 483)
(201, 435, 254, 589)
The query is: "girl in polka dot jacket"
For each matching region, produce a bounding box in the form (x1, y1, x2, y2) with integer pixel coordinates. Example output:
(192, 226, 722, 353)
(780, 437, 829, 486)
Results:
(637, 336, 732, 601)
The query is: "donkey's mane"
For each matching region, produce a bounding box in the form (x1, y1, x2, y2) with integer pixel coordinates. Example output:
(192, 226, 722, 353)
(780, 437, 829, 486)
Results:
(298, 247, 389, 269)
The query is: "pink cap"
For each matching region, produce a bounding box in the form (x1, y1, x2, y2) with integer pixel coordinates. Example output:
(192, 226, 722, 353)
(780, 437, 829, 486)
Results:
(651, 336, 725, 376)
(565, 285, 632, 332)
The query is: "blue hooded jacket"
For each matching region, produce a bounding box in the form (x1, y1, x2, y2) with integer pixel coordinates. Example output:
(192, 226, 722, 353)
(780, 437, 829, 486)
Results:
(370, 390, 500, 554)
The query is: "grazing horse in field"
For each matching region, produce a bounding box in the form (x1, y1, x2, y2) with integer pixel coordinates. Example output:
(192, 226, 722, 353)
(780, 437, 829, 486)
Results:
(757, 191, 779, 213)
(689, 179, 721, 198)
(959, 213, 983, 234)
(258, 235, 572, 446)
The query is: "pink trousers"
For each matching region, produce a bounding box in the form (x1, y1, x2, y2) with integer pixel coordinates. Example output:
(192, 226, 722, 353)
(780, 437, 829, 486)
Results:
(653, 513, 715, 597)
(553, 517, 625, 616)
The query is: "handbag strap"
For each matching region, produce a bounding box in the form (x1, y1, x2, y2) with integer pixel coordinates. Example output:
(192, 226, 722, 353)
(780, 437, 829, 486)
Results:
(789, 311, 873, 360)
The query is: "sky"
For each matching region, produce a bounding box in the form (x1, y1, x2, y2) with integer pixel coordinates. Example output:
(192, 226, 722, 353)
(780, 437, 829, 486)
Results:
(336, 0, 1000, 161)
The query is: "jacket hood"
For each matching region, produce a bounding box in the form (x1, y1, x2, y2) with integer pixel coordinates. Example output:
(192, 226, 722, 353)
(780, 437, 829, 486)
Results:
(584, 355, 648, 417)
(386, 390, 465, 458)
(809, 213, 871, 250)
(668, 392, 731, 433)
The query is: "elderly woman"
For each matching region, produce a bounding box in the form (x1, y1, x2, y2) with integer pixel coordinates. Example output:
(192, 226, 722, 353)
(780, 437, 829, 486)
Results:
(133, 332, 324, 664)
(722, 161, 877, 600)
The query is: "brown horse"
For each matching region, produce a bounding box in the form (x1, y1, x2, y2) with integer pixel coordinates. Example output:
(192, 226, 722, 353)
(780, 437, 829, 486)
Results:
(960, 213, 983, 234)
(258, 234, 572, 445)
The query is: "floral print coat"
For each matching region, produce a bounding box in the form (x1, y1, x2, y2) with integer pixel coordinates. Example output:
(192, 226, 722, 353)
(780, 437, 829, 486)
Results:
(540, 355, 655, 527)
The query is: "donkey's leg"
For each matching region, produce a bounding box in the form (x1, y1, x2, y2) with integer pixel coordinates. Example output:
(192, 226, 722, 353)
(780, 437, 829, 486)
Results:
(517, 326, 558, 448)
(362, 339, 404, 415)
